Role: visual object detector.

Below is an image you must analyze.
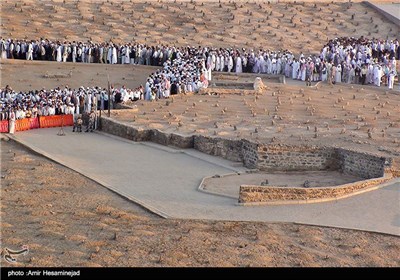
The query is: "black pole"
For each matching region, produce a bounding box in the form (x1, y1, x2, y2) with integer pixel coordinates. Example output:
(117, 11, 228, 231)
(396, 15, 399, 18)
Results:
(108, 74, 111, 117)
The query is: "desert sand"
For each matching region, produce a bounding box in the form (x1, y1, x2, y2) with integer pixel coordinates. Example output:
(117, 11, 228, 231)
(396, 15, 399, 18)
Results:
(1, 0, 399, 55)
(1, 139, 399, 267)
(0, 59, 158, 91)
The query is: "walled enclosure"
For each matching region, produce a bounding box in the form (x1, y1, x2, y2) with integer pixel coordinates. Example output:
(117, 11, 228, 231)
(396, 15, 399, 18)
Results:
(100, 116, 394, 203)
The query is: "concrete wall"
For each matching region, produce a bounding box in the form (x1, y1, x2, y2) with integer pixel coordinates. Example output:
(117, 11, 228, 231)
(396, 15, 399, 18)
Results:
(239, 174, 393, 204)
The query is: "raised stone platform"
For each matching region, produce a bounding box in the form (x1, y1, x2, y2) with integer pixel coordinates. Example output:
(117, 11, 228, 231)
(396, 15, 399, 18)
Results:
(100, 116, 395, 205)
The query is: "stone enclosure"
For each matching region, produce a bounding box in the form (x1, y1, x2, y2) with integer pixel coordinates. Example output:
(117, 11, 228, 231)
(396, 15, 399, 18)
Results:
(100, 116, 394, 205)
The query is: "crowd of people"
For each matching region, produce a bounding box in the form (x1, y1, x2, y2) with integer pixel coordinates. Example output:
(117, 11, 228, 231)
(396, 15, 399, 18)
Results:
(204, 37, 398, 89)
(0, 36, 399, 128)
(0, 38, 187, 66)
(0, 84, 153, 122)
(1, 36, 398, 88)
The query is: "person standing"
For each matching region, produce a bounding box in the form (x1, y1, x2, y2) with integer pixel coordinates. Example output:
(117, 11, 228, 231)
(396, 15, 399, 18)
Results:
(335, 64, 342, 83)
(354, 65, 361, 84)
(56, 43, 62, 62)
(8, 109, 16, 134)
(361, 64, 367, 85)
(388, 69, 396, 89)
(26, 41, 33, 60)
(85, 109, 96, 132)
(235, 55, 242, 73)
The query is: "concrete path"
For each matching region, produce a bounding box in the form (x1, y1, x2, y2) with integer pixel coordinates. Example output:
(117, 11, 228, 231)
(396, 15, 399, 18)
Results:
(8, 128, 400, 236)
(368, 2, 400, 26)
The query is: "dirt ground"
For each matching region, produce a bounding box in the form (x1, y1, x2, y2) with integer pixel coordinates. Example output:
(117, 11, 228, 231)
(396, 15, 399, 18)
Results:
(202, 171, 361, 198)
(0, 59, 158, 92)
(1, 0, 398, 56)
(1, 139, 399, 267)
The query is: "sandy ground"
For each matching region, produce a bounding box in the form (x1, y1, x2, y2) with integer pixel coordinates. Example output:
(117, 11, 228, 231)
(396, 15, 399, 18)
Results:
(0, 59, 158, 92)
(1, 0, 399, 55)
(202, 171, 361, 198)
(1, 139, 399, 267)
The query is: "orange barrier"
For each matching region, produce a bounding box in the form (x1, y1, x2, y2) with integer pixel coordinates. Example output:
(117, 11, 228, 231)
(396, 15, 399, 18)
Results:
(29, 117, 40, 129)
(0, 120, 8, 133)
(39, 115, 74, 128)
(15, 118, 31, 132)
(0, 115, 75, 133)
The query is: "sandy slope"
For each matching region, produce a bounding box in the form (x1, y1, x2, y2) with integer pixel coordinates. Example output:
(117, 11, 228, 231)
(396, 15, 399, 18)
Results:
(1, 0, 398, 55)
(1, 139, 399, 267)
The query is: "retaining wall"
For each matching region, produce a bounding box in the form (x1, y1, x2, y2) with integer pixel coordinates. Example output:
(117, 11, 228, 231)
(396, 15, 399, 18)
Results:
(238, 174, 393, 205)
(100, 116, 393, 181)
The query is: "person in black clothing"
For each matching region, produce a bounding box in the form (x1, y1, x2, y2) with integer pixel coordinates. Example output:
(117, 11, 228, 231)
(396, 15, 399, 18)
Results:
(354, 66, 361, 84)
(170, 81, 178, 95)
(114, 90, 122, 103)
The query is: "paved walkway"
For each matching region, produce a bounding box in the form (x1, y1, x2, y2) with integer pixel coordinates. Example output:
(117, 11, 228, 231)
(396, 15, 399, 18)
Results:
(368, 2, 400, 26)
(9, 128, 400, 236)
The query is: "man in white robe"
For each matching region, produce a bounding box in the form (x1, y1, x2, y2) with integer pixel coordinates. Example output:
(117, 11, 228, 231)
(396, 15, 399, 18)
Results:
(220, 54, 225, 72)
(261, 54, 267, 73)
(121, 46, 126, 64)
(8, 109, 15, 134)
(216, 55, 221, 72)
(335, 64, 342, 83)
(81, 45, 86, 63)
(56, 44, 62, 62)
(125, 46, 131, 64)
(227, 55, 233, 72)
(72, 43, 77, 63)
(374, 65, 382, 87)
(388, 69, 396, 89)
(26, 42, 33, 60)
(367, 63, 374, 84)
(235, 56, 242, 73)
(266, 56, 272, 74)
(62, 43, 69, 62)
(211, 52, 216, 71)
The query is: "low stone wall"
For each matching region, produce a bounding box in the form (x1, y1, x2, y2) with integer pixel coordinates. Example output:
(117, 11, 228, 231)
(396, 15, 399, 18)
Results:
(337, 148, 390, 179)
(193, 135, 243, 162)
(238, 174, 393, 205)
(101, 117, 193, 148)
(257, 144, 339, 172)
(100, 116, 393, 179)
(198, 88, 256, 95)
(392, 169, 400, 178)
(242, 140, 259, 169)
